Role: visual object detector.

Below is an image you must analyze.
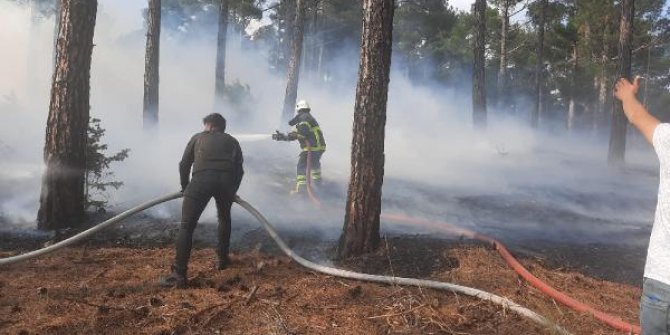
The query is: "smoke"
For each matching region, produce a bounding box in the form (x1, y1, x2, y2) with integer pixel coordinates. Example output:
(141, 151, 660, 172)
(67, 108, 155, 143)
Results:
(0, 1, 660, 248)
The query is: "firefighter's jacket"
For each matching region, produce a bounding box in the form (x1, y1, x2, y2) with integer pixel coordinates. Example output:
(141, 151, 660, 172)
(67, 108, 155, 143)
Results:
(288, 111, 326, 152)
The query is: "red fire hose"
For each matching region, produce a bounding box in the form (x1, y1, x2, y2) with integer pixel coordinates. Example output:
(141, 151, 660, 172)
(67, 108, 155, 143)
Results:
(304, 151, 641, 334)
(382, 213, 641, 334)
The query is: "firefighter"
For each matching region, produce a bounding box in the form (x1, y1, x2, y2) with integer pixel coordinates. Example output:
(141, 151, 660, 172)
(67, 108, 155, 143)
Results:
(159, 113, 244, 288)
(274, 100, 326, 194)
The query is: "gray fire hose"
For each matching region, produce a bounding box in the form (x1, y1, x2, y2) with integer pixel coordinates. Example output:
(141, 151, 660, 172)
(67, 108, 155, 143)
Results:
(0, 192, 183, 266)
(0, 192, 571, 334)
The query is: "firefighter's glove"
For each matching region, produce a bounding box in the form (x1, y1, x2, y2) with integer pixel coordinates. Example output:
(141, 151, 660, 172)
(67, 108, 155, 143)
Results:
(272, 131, 289, 141)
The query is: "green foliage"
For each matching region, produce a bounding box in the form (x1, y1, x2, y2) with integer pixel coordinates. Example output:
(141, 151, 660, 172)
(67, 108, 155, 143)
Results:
(160, 0, 266, 36)
(394, 0, 459, 81)
(85, 118, 130, 213)
(17, 0, 670, 131)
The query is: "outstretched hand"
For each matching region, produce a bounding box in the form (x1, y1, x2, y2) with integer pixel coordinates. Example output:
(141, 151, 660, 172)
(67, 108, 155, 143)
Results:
(612, 75, 659, 144)
(613, 76, 641, 102)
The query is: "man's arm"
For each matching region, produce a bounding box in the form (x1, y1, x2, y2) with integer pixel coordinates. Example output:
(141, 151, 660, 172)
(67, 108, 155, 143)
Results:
(232, 141, 244, 194)
(179, 135, 197, 191)
(288, 114, 300, 127)
(295, 122, 311, 145)
(614, 76, 660, 144)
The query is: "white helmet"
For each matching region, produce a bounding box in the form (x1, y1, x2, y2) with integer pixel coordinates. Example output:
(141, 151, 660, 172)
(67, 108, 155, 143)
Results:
(295, 100, 311, 112)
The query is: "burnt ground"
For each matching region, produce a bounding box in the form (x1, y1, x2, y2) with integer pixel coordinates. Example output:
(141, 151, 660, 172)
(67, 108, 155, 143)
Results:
(0, 148, 657, 334)
(0, 237, 641, 335)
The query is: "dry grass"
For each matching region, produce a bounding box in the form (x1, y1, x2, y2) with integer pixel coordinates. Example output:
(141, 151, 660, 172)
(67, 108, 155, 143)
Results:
(0, 244, 640, 335)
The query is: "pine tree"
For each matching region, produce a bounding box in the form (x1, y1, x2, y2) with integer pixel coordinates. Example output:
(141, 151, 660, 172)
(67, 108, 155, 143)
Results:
(281, 0, 307, 124)
(38, 0, 98, 230)
(608, 0, 634, 165)
(472, 0, 487, 129)
(85, 118, 130, 213)
(143, 0, 161, 130)
(531, 0, 546, 128)
(214, 0, 229, 112)
(338, 0, 394, 258)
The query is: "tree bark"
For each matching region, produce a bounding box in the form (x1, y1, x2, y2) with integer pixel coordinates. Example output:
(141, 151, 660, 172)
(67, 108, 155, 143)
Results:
(567, 42, 577, 131)
(214, 0, 229, 112)
(497, 0, 509, 109)
(531, 0, 546, 128)
(53, 0, 62, 69)
(306, 0, 320, 81)
(608, 0, 634, 165)
(38, 0, 98, 230)
(143, 0, 161, 130)
(281, 0, 307, 124)
(593, 21, 610, 130)
(338, 0, 394, 258)
(472, 0, 487, 129)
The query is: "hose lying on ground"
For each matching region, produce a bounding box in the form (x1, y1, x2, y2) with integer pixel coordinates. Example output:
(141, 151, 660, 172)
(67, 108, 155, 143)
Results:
(0, 192, 183, 267)
(304, 150, 640, 334)
(234, 196, 572, 335)
(0, 192, 571, 334)
(382, 213, 642, 335)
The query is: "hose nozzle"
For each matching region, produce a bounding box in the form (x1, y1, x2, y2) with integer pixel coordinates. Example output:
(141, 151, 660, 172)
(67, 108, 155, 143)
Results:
(272, 130, 290, 141)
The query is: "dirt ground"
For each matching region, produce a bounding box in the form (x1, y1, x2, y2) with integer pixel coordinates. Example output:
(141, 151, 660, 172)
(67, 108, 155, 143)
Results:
(0, 238, 641, 335)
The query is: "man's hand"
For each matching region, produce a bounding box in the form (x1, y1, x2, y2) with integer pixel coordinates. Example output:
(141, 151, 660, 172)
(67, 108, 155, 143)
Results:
(612, 75, 659, 144)
(272, 131, 289, 141)
(613, 76, 641, 102)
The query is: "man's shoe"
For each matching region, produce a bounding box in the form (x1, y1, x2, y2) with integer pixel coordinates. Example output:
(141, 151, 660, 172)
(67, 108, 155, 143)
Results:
(158, 271, 187, 288)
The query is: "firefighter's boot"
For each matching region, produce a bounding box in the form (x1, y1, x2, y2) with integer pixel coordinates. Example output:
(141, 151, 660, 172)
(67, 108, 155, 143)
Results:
(291, 175, 307, 195)
(310, 169, 322, 188)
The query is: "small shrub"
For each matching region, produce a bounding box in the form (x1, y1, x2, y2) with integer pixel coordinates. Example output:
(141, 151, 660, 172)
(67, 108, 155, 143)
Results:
(85, 117, 130, 213)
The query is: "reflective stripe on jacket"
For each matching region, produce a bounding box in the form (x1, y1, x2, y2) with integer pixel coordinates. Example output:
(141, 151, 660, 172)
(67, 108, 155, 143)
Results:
(288, 112, 326, 152)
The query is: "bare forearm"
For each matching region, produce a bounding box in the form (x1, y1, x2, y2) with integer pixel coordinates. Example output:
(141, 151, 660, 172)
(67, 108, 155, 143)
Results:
(621, 97, 659, 144)
(622, 96, 647, 123)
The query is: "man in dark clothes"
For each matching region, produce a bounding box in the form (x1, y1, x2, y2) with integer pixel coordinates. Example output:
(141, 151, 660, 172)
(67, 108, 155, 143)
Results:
(159, 113, 244, 288)
(282, 100, 326, 194)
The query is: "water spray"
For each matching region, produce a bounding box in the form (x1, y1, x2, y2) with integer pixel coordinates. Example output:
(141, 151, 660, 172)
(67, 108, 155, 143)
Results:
(230, 133, 273, 142)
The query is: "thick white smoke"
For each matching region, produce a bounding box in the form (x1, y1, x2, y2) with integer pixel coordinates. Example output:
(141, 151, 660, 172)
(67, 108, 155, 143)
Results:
(0, 1, 660, 247)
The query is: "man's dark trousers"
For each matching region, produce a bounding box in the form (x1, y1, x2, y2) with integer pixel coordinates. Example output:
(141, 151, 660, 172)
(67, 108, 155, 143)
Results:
(174, 170, 235, 275)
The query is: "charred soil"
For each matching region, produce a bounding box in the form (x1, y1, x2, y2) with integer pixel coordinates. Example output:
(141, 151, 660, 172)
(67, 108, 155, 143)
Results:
(0, 236, 640, 335)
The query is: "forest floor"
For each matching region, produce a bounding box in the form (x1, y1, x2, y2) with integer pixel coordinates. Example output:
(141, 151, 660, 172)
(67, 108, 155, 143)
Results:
(0, 236, 641, 335)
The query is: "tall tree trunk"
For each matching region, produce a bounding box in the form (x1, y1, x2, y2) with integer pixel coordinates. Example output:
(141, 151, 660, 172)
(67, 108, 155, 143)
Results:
(472, 0, 487, 129)
(214, 0, 229, 112)
(531, 0, 546, 128)
(497, 0, 509, 109)
(38, 0, 98, 230)
(143, 0, 160, 130)
(306, 1, 320, 80)
(317, 38, 324, 81)
(338, 0, 394, 258)
(281, 0, 307, 124)
(608, 0, 634, 166)
(53, 0, 62, 69)
(642, 40, 651, 106)
(596, 71, 608, 129)
(567, 42, 578, 131)
(595, 22, 610, 131)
